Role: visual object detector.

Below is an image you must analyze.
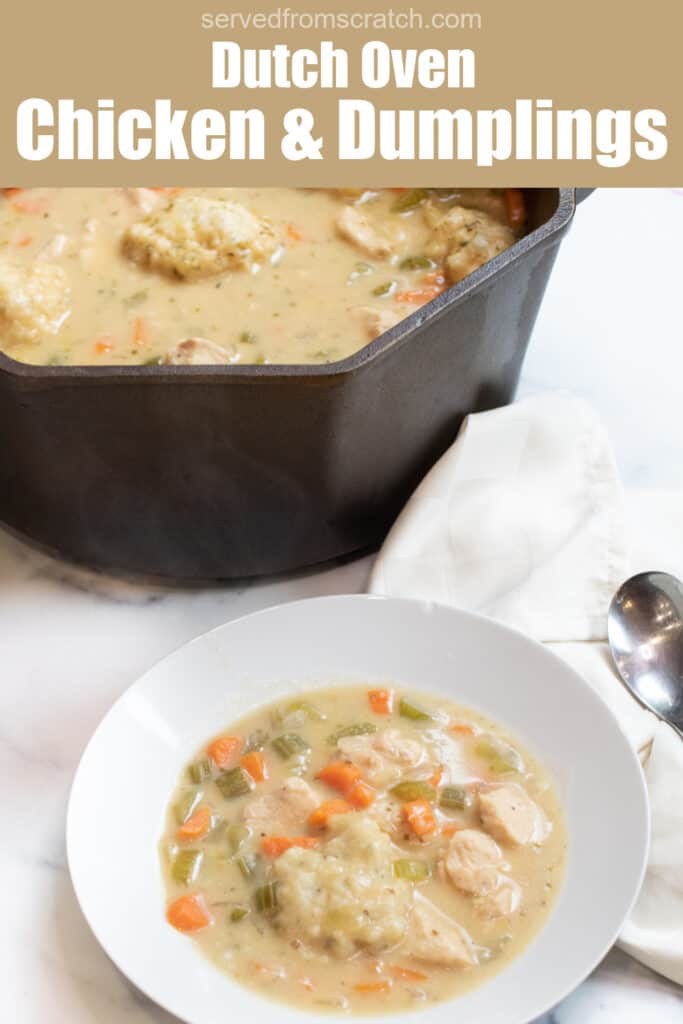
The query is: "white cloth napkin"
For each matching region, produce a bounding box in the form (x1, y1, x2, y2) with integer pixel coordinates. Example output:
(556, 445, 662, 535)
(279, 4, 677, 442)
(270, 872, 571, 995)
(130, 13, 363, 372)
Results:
(369, 394, 683, 985)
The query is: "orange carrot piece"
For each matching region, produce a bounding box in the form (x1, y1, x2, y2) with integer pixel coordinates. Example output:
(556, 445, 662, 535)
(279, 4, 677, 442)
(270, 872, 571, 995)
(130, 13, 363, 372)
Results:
(287, 223, 303, 242)
(422, 270, 446, 288)
(449, 722, 475, 737)
(316, 760, 362, 795)
(240, 750, 267, 783)
(368, 688, 394, 715)
(402, 799, 437, 837)
(132, 316, 147, 345)
(207, 735, 242, 769)
(504, 188, 526, 228)
(308, 799, 354, 829)
(16, 235, 32, 247)
(2, 187, 23, 197)
(260, 836, 320, 858)
(394, 286, 444, 306)
(177, 805, 212, 843)
(441, 822, 465, 837)
(166, 893, 212, 932)
(428, 765, 444, 788)
(390, 966, 428, 982)
(94, 337, 113, 354)
(12, 197, 47, 215)
(347, 780, 376, 809)
(354, 981, 392, 994)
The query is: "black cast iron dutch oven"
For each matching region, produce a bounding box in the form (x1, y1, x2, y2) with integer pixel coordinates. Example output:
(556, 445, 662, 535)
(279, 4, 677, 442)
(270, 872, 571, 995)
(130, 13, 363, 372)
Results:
(0, 188, 592, 580)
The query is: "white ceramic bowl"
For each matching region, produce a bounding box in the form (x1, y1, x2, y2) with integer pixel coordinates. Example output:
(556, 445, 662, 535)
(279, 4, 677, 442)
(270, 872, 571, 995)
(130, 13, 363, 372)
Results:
(67, 595, 649, 1024)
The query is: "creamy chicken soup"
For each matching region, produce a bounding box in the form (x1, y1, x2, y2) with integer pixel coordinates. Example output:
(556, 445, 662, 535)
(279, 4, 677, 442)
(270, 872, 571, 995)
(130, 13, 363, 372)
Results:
(0, 188, 523, 366)
(161, 685, 566, 1014)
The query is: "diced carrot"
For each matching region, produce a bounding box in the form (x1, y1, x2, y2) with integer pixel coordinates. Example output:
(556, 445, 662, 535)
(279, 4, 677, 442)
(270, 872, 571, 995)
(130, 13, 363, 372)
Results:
(16, 235, 32, 248)
(347, 780, 376, 809)
(300, 977, 314, 991)
(287, 223, 303, 242)
(402, 799, 437, 837)
(166, 893, 212, 932)
(308, 799, 353, 829)
(316, 760, 362, 795)
(428, 765, 444, 787)
(390, 966, 428, 982)
(94, 337, 113, 354)
(207, 735, 242, 769)
(394, 286, 444, 306)
(260, 836, 320, 858)
(368, 688, 393, 715)
(504, 188, 526, 228)
(2, 187, 23, 198)
(441, 822, 465, 837)
(177, 805, 212, 843)
(12, 197, 47, 215)
(354, 981, 392, 994)
(240, 750, 267, 783)
(132, 316, 147, 345)
(422, 270, 446, 288)
(449, 722, 475, 737)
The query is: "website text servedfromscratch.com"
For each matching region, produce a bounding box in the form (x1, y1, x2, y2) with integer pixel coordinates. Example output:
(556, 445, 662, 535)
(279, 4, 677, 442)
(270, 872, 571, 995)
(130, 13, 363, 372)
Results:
(200, 9, 483, 31)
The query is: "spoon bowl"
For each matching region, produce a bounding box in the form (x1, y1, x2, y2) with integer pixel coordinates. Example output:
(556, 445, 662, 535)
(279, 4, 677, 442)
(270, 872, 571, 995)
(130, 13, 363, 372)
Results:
(608, 571, 683, 736)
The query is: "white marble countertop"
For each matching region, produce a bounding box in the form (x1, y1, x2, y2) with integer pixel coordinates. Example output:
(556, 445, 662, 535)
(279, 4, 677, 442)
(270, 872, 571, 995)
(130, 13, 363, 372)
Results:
(2, 189, 682, 1023)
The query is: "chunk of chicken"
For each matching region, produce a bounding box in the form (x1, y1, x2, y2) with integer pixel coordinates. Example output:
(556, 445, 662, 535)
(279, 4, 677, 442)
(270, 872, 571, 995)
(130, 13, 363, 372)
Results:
(479, 784, 548, 847)
(354, 305, 402, 341)
(337, 729, 425, 788)
(424, 203, 516, 284)
(243, 777, 318, 835)
(411, 892, 476, 968)
(475, 877, 522, 919)
(336, 205, 397, 258)
(0, 260, 70, 347)
(445, 828, 503, 896)
(123, 195, 277, 279)
(161, 337, 235, 366)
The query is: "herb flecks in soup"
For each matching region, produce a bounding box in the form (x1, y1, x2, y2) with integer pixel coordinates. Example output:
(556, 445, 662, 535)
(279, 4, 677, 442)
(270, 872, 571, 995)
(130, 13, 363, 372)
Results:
(0, 188, 523, 367)
(160, 686, 566, 1013)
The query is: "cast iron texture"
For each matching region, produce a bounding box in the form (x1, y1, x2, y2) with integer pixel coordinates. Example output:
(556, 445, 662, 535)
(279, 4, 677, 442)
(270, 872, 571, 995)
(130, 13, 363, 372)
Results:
(0, 189, 578, 579)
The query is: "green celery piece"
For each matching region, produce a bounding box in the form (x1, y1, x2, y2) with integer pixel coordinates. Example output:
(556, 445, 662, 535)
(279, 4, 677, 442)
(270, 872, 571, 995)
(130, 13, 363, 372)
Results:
(230, 905, 250, 923)
(327, 722, 377, 746)
(393, 858, 431, 882)
(398, 698, 433, 722)
(474, 736, 524, 775)
(439, 785, 473, 810)
(172, 849, 203, 886)
(390, 780, 437, 802)
(254, 882, 278, 914)
(188, 759, 212, 784)
(216, 766, 254, 799)
(271, 733, 311, 759)
(174, 789, 203, 824)
(392, 189, 428, 213)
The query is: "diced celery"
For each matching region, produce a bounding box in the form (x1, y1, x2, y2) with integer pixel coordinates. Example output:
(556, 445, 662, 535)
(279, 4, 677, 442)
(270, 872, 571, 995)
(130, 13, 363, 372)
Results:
(271, 733, 311, 759)
(188, 759, 212, 784)
(172, 849, 203, 886)
(399, 255, 433, 271)
(439, 785, 473, 810)
(392, 189, 428, 213)
(235, 853, 258, 878)
(174, 789, 203, 824)
(393, 859, 431, 882)
(285, 700, 327, 721)
(327, 722, 377, 746)
(226, 823, 250, 853)
(389, 780, 436, 802)
(254, 882, 278, 914)
(230, 905, 250, 923)
(215, 766, 254, 799)
(474, 736, 524, 775)
(398, 698, 433, 722)
(244, 729, 269, 753)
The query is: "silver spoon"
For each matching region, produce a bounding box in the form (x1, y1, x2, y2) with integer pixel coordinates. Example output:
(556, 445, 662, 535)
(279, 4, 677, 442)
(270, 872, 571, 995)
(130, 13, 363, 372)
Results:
(608, 571, 683, 739)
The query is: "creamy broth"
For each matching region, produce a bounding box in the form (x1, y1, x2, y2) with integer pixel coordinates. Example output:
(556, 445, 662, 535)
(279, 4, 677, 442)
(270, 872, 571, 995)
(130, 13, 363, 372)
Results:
(160, 686, 566, 1014)
(0, 188, 521, 366)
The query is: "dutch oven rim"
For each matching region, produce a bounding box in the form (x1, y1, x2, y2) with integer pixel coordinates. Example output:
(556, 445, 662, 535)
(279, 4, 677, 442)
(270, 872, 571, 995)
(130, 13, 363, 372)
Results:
(0, 188, 577, 384)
